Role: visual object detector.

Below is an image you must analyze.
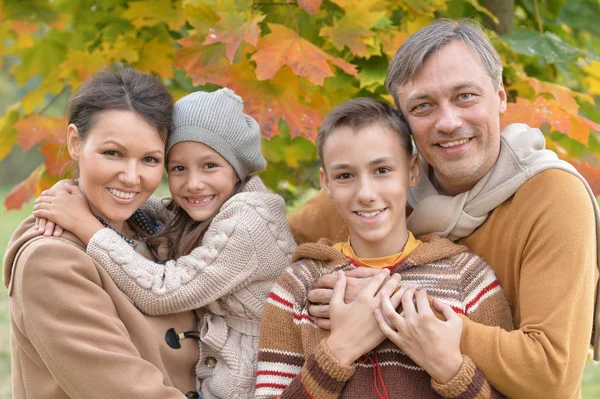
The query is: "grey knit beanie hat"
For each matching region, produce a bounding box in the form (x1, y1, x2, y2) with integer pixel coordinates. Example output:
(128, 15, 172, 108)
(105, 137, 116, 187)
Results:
(167, 88, 267, 181)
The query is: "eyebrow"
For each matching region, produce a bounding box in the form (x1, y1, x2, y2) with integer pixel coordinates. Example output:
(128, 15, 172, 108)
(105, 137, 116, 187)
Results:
(405, 81, 484, 105)
(101, 140, 164, 156)
(329, 156, 395, 170)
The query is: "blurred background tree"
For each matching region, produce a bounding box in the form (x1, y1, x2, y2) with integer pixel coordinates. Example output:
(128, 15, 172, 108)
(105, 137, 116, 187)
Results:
(1, 0, 599, 210)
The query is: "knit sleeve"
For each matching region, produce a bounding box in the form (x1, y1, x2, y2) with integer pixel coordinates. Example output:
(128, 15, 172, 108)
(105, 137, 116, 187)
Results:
(255, 275, 355, 399)
(430, 252, 513, 398)
(431, 356, 505, 398)
(139, 195, 173, 225)
(86, 194, 295, 315)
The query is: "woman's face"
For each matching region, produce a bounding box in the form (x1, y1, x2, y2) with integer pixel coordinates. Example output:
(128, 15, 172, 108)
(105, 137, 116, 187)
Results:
(67, 109, 165, 232)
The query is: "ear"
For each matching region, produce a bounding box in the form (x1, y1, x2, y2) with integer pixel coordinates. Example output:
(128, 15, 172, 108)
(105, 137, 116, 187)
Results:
(319, 167, 333, 198)
(67, 124, 82, 161)
(497, 81, 507, 114)
(408, 154, 420, 188)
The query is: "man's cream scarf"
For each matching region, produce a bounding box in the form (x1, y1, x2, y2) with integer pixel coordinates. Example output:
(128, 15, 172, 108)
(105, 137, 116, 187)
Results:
(407, 123, 600, 360)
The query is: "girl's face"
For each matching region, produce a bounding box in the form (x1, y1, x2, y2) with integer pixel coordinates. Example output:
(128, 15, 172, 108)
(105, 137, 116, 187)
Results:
(167, 141, 239, 222)
(67, 109, 166, 233)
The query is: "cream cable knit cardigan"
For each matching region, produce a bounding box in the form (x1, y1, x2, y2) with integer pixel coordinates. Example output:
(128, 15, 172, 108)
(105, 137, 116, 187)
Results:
(86, 176, 297, 399)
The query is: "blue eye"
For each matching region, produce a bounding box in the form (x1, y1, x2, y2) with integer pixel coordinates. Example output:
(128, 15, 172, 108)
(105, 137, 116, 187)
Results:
(459, 93, 473, 100)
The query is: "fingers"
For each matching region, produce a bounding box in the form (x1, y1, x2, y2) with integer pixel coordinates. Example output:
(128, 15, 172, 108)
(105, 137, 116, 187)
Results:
(362, 268, 391, 297)
(65, 183, 83, 196)
(37, 217, 47, 234)
(316, 273, 337, 289)
(433, 298, 459, 322)
(414, 289, 434, 316)
(401, 286, 418, 318)
(308, 304, 330, 319)
(314, 317, 331, 330)
(379, 273, 402, 298)
(43, 221, 56, 236)
(331, 270, 347, 305)
(53, 225, 64, 237)
(345, 267, 381, 278)
(308, 288, 334, 303)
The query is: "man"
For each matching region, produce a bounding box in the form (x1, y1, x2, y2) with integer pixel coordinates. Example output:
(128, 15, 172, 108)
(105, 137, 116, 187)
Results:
(288, 19, 599, 399)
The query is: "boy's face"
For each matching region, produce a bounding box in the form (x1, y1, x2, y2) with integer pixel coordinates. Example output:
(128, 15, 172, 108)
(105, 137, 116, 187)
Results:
(320, 123, 419, 258)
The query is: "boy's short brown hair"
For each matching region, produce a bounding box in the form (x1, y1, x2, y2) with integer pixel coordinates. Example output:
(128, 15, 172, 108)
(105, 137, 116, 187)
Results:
(317, 97, 413, 168)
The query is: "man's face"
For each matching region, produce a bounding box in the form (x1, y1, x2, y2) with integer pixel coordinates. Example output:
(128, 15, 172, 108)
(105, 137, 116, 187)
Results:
(396, 40, 507, 195)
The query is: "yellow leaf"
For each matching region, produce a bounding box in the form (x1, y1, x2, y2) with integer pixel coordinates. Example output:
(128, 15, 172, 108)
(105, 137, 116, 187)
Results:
(0, 109, 19, 162)
(100, 34, 141, 65)
(123, 0, 186, 31)
(135, 37, 174, 78)
(331, 0, 388, 30)
(583, 60, 600, 96)
(58, 50, 109, 86)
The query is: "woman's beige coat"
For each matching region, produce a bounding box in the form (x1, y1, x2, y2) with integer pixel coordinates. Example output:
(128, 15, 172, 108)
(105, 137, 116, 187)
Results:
(3, 216, 199, 399)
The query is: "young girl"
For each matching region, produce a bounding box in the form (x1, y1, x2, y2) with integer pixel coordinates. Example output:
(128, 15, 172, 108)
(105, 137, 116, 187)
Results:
(33, 88, 297, 399)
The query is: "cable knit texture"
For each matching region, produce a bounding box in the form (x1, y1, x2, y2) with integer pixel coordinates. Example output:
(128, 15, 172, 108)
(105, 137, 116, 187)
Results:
(255, 235, 513, 398)
(86, 176, 297, 399)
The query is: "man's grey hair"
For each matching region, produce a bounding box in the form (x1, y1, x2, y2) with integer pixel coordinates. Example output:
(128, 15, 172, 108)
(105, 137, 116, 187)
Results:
(385, 19, 503, 108)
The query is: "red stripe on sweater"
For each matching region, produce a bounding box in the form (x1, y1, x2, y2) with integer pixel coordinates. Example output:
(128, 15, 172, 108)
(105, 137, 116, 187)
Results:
(257, 370, 297, 379)
(256, 383, 289, 389)
(465, 280, 500, 313)
(293, 313, 315, 323)
(269, 292, 294, 309)
(450, 305, 465, 315)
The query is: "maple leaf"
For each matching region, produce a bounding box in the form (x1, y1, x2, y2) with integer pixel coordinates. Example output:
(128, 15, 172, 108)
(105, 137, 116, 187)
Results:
(320, 19, 372, 58)
(39, 142, 71, 176)
(251, 23, 357, 86)
(203, 10, 265, 62)
(298, 0, 322, 14)
(377, 29, 408, 58)
(181, 52, 323, 140)
(174, 34, 230, 82)
(501, 97, 599, 145)
(0, 109, 20, 162)
(4, 164, 56, 211)
(58, 50, 109, 86)
(509, 77, 594, 113)
(135, 37, 174, 78)
(122, 0, 186, 31)
(14, 116, 67, 152)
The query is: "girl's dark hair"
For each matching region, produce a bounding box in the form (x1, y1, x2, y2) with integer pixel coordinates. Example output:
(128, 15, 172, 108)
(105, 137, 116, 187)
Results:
(68, 64, 173, 143)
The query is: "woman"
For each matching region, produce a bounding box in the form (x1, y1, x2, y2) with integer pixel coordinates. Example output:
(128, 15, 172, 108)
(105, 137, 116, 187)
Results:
(3, 66, 198, 399)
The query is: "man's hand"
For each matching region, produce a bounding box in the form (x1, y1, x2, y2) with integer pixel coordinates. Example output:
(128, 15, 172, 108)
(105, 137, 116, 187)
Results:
(308, 267, 383, 329)
(374, 288, 464, 384)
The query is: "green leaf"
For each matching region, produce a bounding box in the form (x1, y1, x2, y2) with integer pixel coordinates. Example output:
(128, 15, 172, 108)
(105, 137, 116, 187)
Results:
(557, 0, 600, 36)
(501, 27, 598, 65)
(358, 56, 388, 92)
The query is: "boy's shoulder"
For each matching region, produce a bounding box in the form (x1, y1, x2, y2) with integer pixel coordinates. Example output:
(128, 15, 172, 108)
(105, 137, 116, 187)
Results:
(408, 233, 474, 266)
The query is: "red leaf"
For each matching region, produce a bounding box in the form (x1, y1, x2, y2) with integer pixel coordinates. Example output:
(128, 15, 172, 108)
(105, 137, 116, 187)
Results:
(298, 0, 322, 14)
(14, 116, 67, 152)
(251, 23, 357, 86)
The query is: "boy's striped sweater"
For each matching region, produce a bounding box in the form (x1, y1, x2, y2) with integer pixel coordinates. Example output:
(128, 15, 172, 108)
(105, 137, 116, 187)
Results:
(255, 234, 514, 398)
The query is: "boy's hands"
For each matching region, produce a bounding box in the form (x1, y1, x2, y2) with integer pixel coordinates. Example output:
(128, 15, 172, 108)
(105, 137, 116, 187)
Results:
(375, 288, 464, 384)
(325, 269, 403, 365)
(308, 267, 380, 329)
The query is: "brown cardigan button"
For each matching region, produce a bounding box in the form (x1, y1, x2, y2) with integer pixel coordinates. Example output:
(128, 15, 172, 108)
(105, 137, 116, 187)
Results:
(205, 356, 217, 368)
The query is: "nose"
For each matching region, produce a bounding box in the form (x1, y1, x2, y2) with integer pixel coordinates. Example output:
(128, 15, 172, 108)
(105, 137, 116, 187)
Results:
(357, 175, 378, 204)
(186, 171, 205, 192)
(118, 160, 141, 187)
(435, 102, 463, 134)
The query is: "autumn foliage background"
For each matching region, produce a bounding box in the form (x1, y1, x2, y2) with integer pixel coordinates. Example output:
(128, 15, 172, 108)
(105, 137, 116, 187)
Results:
(1, 0, 600, 210)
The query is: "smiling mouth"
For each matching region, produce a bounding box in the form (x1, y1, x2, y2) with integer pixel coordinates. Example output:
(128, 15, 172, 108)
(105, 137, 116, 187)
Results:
(108, 188, 137, 199)
(355, 209, 385, 219)
(186, 195, 215, 204)
(437, 138, 471, 148)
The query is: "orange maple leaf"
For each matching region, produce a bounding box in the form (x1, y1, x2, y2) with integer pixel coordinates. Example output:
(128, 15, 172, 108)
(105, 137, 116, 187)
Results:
(509, 77, 594, 113)
(251, 23, 357, 86)
(298, 0, 323, 14)
(501, 97, 599, 145)
(4, 164, 55, 210)
(174, 35, 228, 81)
(320, 22, 371, 57)
(14, 116, 67, 152)
(39, 142, 71, 175)
(203, 11, 265, 62)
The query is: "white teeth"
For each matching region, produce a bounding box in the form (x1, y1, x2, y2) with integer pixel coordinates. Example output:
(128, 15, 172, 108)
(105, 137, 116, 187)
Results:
(188, 196, 213, 204)
(356, 210, 381, 218)
(109, 188, 136, 199)
(438, 138, 469, 148)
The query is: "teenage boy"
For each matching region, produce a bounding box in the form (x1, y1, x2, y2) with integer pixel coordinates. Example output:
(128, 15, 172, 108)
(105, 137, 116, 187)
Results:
(255, 98, 513, 399)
